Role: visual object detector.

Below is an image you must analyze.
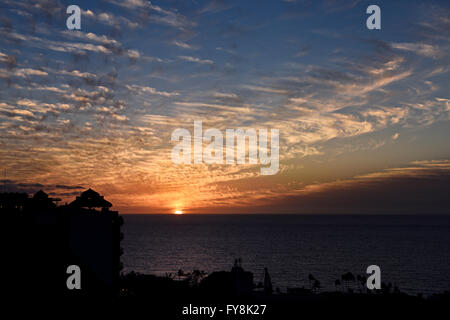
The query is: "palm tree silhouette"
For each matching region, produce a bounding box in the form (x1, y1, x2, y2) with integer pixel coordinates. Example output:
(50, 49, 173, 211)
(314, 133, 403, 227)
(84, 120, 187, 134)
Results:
(308, 274, 316, 289)
(190, 269, 207, 286)
(177, 269, 185, 281)
(334, 279, 341, 291)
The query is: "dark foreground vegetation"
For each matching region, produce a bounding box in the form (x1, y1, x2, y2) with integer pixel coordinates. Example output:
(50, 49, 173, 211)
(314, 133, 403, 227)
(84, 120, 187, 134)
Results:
(117, 263, 449, 318)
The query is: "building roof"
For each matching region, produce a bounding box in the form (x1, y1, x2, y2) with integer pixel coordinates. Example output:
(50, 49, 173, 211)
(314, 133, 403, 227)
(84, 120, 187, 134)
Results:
(31, 190, 60, 208)
(70, 188, 112, 209)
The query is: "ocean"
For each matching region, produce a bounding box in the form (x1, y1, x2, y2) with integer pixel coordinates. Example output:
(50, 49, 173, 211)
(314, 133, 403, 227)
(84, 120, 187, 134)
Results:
(121, 214, 450, 295)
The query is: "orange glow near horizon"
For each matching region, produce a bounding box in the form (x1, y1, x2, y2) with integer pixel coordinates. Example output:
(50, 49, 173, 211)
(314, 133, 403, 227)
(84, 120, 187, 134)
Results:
(174, 210, 183, 215)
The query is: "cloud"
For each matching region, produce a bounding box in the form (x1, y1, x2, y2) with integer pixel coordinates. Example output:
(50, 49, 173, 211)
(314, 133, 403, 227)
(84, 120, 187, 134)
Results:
(51, 68, 98, 79)
(0, 51, 17, 67)
(0, 102, 35, 118)
(179, 55, 214, 65)
(211, 92, 240, 100)
(126, 84, 179, 97)
(62, 31, 120, 46)
(174, 102, 251, 115)
(105, 0, 195, 30)
(107, 0, 148, 9)
(61, 30, 140, 59)
(172, 40, 197, 50)
(0, 180, 84, 195)
(390, 42, 442, 59)
(82, 9, 139, 29)
(416, 5, 450, 43)
(199, 0, 234, 14)
(0, 68, 48, 78)
(1, 30, 140, 59)
(243, 85, 290, 95)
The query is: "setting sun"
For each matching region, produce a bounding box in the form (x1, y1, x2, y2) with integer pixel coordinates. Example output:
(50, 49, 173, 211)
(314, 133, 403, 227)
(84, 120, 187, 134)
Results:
(174, 210, 183, 215)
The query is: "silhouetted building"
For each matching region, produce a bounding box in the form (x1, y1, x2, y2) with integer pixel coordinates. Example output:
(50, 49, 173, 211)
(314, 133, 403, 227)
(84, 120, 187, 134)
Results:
(69, 188, 112, 209)
(31, 190, 60, 209)
(0, 192, 28, 212)
(4, 189, 123, 298)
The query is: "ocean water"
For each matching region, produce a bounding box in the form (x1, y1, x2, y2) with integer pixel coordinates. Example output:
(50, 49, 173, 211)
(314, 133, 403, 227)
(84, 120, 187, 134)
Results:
(121, 214, 450, 295)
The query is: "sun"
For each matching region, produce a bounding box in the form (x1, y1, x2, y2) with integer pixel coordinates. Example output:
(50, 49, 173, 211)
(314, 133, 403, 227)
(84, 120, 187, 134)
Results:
(174, 210, 183, 215)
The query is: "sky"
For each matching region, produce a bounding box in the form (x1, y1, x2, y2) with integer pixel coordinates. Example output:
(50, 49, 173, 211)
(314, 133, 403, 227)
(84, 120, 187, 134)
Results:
(0, 0, 449, 214)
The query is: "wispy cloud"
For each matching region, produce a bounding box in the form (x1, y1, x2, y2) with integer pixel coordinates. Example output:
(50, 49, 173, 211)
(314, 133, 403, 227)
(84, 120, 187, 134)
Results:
(179, 55, 214, 65)
(391, 42, 442, 58)
(126, 84, 179, 97)
(172, 40, 197, 50)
